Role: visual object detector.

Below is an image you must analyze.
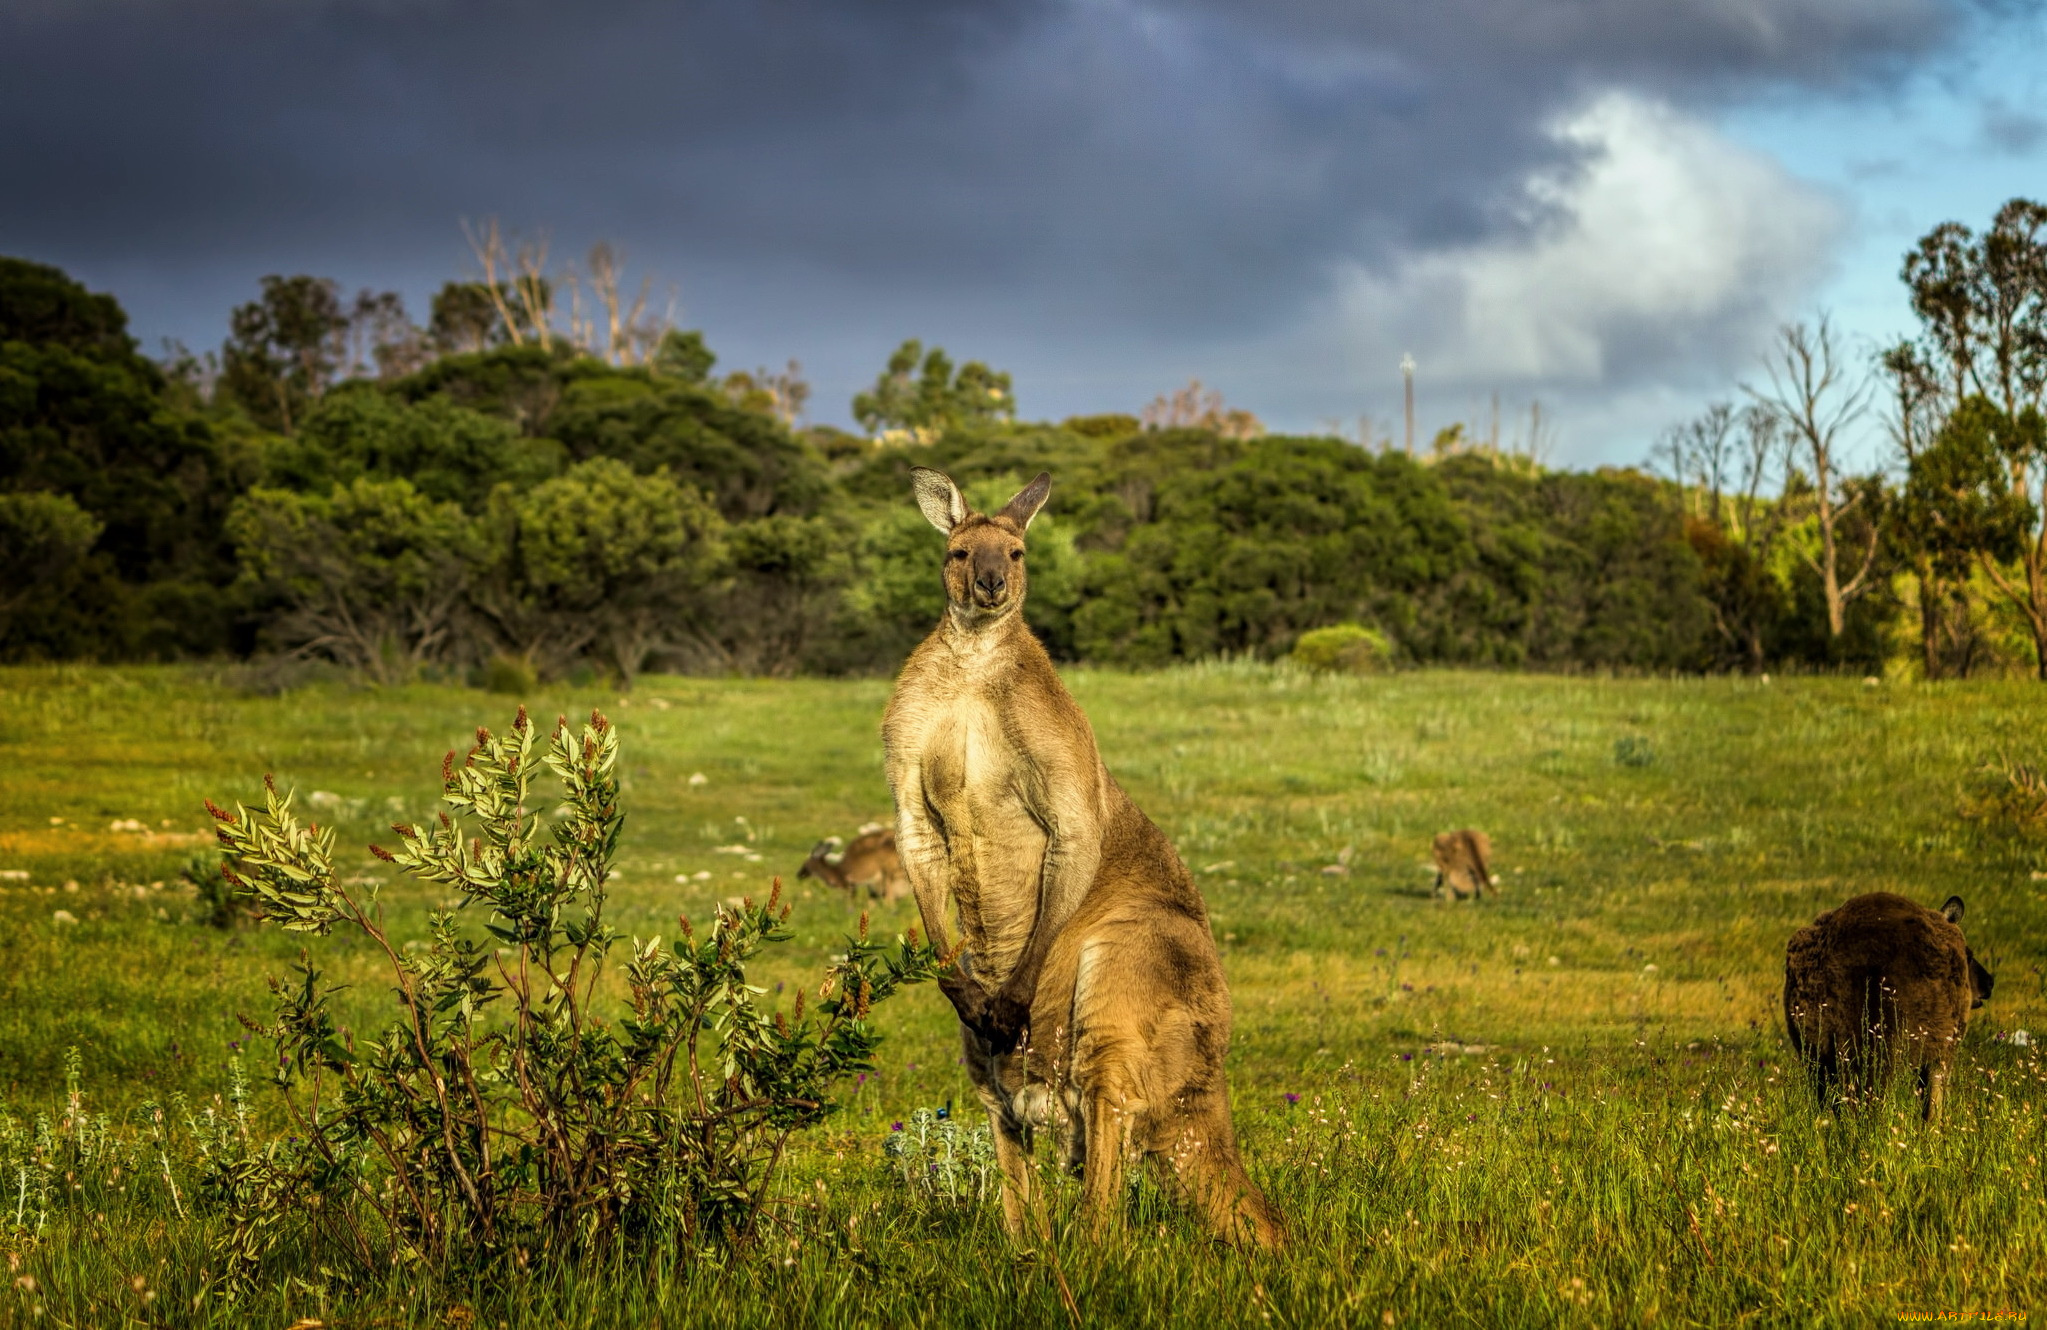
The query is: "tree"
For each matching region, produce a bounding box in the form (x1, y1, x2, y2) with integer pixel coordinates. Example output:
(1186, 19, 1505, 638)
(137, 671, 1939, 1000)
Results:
(0, 490, 101, 643)
(1140, 379, 1264, 440)
(348, 289, 429, 380)
(1908, 399, 2047, 677)
(462, 218, 554, 350)
(1749, 317, 1879, 642)
(429, 281, 510, 355)
(720, 361, 811, 425)
(2, 257, 249, 659)
(269, 389, 562, 510)
(1899, 198, 2047, 677)
(229, 477, 484, 682)
(851, 339, 1013, 438)
(1880, 339, 1980, 677)
(221, 275, 351, 432)
(481, 458, 726, 683)
(651, 329, 716, 385)
(1660, 403, 1792, 672)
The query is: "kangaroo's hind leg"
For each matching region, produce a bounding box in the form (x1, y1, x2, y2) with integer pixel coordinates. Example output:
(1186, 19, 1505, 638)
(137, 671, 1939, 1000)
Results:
(1157, 1092, 1285, 1249)
(963, 1034, 1047, 1241)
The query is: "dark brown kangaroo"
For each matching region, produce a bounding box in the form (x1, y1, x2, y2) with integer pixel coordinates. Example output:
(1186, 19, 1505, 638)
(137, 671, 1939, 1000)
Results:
(1784, 892, 1993, 1119)
(882, 467, 1281, 1246)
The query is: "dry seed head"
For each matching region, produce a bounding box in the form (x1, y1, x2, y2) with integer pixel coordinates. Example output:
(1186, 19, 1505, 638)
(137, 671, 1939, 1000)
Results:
(204, 798, 232, 823)
(514, 705, 529, 732)
(443, 751, 456, 782)
(369, 844, 396, 863)
(590, 708, 609, 733)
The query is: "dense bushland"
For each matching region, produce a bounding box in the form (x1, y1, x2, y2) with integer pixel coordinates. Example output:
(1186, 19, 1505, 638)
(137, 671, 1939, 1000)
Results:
(4, 196, 2043, 680)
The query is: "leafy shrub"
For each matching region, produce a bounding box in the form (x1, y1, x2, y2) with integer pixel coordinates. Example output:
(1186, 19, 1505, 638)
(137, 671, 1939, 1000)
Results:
(881, 1108, 996, 1208)
(1961, 752, 2047, 834)
(177, 850, 242, 929)
(200, 706, 941, 1290)
(1291, 622, 1392, 674)
(474, 651, 540, 695)
(1613, 736, 1655, 768)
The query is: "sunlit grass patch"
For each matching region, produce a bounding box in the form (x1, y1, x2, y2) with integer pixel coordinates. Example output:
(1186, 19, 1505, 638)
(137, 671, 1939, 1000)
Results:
(1, 663, 2043, 1324)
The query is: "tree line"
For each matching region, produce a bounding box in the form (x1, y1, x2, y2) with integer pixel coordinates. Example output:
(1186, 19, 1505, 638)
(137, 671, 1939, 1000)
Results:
(2, 201, 2042, 682)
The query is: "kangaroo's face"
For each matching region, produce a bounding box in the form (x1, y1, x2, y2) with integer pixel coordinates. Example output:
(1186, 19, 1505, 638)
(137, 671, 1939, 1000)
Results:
(911, 467, 1051, 628)
(946, 515, 1028, 614)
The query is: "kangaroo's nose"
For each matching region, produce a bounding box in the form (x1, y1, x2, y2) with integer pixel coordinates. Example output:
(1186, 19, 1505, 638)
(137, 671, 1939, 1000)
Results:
(975, 572, 1006, 597)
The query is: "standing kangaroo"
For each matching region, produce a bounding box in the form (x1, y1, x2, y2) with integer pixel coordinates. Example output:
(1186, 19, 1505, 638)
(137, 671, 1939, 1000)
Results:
(882, 467, 1281, 1246)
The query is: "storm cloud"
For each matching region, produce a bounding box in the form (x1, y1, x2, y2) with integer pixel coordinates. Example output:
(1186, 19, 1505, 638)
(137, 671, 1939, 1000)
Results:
(0, 0, 2008, 451)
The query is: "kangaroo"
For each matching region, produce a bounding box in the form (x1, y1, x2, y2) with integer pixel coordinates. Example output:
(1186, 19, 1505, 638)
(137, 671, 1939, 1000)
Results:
(882, 467, 1281, 1246)
(796, 829, 910, 904)
(1784, 892, 1993, 1120)
(1432, 830, 1496, 900)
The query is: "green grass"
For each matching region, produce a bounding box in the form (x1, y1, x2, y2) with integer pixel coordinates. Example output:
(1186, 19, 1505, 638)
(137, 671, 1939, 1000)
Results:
(1, 662, 2043, 1326)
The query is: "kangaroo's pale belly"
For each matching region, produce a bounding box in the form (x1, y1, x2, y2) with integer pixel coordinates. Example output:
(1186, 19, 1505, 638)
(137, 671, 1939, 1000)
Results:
(922, 702, 1046, 984)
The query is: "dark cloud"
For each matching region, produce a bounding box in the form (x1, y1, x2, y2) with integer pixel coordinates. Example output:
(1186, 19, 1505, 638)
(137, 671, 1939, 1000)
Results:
(1978, 96, 2047, 153)
(0, 0, 2012, 437)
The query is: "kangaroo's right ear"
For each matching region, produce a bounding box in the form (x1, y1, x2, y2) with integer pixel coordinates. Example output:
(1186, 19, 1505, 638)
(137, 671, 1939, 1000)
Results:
(1941, 895, 1965, 924)
(999, 472, 1052, 530)
(911, 467, 968, 532)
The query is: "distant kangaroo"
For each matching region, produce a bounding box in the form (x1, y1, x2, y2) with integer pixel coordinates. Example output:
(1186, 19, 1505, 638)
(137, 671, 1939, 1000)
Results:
(1432, 830, 1496, 900)
(796, 828, 910, 904)
(883, 467, 1281, 1246)
(1784, 892, 1993, 1120)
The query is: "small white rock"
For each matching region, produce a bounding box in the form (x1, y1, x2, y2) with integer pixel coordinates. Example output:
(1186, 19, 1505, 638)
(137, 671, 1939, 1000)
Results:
(688, 772, 708, 786)
(51, 909, 78, 926)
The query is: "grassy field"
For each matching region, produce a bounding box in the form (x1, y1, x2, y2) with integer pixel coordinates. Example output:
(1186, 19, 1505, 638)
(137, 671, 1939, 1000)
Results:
(1, 662, 2043, 1326)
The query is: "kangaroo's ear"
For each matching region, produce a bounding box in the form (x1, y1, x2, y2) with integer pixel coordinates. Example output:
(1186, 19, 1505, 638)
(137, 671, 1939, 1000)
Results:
(911, 467, 968, 532)
(1941, 895, 1965, 924)
(1000, 472, 1052, 530)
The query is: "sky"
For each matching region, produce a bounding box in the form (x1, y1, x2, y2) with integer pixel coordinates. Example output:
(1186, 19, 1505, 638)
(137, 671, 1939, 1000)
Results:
(1, 0, 2042, 467)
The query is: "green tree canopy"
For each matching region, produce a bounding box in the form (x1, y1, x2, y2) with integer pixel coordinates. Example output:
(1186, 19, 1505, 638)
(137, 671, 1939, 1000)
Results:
(852, 339, 1014, 436)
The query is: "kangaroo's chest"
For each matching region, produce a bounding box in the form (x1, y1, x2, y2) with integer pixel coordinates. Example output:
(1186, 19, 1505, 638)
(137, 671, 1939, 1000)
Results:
(916, 697, 1047, 971)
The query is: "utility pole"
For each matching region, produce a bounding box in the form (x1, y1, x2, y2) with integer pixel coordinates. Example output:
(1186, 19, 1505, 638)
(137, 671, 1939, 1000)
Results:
(1401, 352, 1415, 455)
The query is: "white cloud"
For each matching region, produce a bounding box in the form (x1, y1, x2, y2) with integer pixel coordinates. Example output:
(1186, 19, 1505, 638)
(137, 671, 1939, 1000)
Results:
(1332, 91, 1845, 388)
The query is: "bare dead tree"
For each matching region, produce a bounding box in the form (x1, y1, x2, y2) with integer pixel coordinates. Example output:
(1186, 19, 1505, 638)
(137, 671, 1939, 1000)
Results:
(1141, 379, 1264, 439)
(1749, 316, 1878, 639)
(513, 232, 553, 352)
(463, 218, 528, 348)
(1654, 401, 1738, 519)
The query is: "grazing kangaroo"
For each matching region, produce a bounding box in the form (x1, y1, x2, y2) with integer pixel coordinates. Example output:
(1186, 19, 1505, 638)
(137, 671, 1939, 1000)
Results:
(1432, 830, 1496, 900)
(1784, 892, 1993, 1120)
(883, 468, 1281, 1246)
(796, 829, 910, 904)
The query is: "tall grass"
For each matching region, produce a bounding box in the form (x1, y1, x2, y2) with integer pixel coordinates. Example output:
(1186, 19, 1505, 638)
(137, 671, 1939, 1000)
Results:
(1, 663, 2043, 1324)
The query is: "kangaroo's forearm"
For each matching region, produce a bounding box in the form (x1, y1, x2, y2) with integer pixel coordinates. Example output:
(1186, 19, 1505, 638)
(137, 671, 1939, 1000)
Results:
(995, 833, 1100, 1006)
(892, 788, 956, 955)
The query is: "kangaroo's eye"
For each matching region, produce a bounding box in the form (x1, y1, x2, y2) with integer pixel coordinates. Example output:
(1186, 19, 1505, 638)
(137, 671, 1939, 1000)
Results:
(949, 549, 968, 561)
(1009, 549, 1024, 561)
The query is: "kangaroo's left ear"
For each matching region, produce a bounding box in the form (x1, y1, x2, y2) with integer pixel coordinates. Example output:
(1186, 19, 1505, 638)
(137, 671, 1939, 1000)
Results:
(1000, 472, 1052, 530)
(1941, 895, 1965, 924)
